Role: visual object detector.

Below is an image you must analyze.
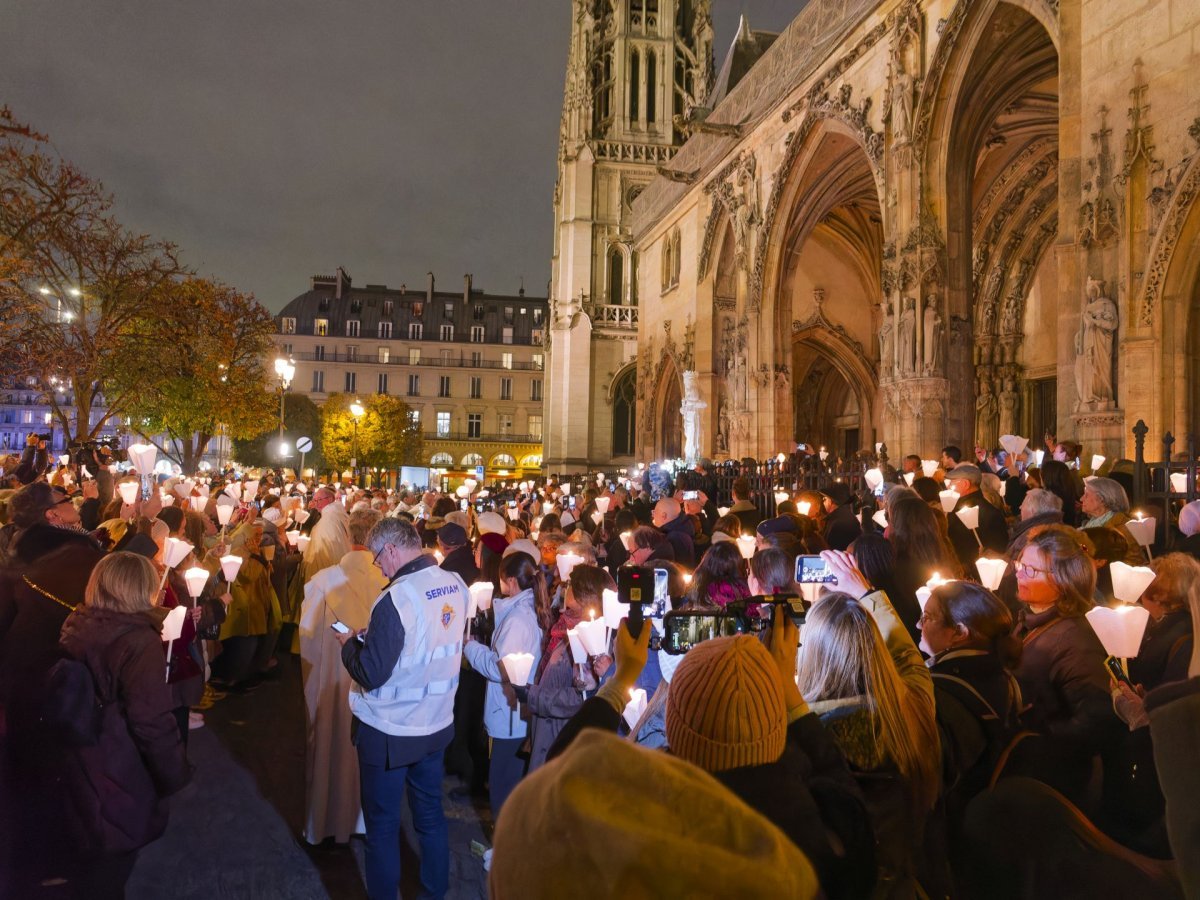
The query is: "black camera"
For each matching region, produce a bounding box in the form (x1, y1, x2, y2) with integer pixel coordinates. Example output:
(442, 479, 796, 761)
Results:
(661, 594, 807, 655)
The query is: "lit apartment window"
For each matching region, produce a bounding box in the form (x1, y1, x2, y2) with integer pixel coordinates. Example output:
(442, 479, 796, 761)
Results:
(346, 345, 358, 362)
(467, 413, 482, 439)
(440, 324, 454, 342)
(500, 377, 512, 400)
(444, 302, 454, 319)
(498, 413, 512, 435)
(312, 371, 324, 392)
(22, 410, 33, 424)
(314, 318, 329, 336)
(436, 411, 451, 436)
(409, 323, 423, 340)
(408, 374, 420, 396)
(315, 345, 326, 361)
(502, 352, 513, 369)
(532, 353, 544, 369)
(378, 346, 390, 363)
(438, 375, 451, 397)
(520, 307, 527, 316)
(473, 304, 484, 320)
(346, 320, 360, 337)
(408, 348, 421, 365)
(503, 306, 514, 324)
(344, 372, 357, 392)
(281, 317, 296, 334)
(378, 321, 393, 339)
(501, 326, 513, 344)
(531, 379, 542, 401)
(382, 300, 393, 316)
(528, 414, 542, 439)
(470, 325, 484, 343)
(407, 409, 420, 426)
(533, 308, 543, 325)
(469, 376, 482, 399)
(377, 372, 388, 394)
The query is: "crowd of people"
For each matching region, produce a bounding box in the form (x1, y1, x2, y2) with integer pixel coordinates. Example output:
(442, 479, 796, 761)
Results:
(1, 431, 1199, 898)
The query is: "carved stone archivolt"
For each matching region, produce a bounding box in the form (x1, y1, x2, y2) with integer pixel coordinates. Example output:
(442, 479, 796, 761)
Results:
(1138, 120, 1200, 326)
(700, 151, 760, 275)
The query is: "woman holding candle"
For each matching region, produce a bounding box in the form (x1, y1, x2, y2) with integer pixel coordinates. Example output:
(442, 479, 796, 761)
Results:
(1012, 526, 1120, 803)
(525, 564, 613, 771)
(1127, 553, 1198, 691)
(463, 551, 547, 817)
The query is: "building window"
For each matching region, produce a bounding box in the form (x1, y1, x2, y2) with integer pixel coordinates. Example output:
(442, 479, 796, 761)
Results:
(409, 323, 423, 340)
(344, 372, 357, 393)
(503, 306, 514, 325)
(315, 344, 326, 361)
(312, 370, 325, 393)
(438, 375, 451, 398)
(408, 409, 420, 426)
(467, 413, 482, 439)
(531, 379, 542, 401)
(436, 411, 451, 436)
(532, 353, 544, 369)
(440, 324, 454, 342)
(501, 326, 513, 344)
(346, 320, 360, 337)
(462, 452, 483, 466)
(350, 298, 362, 313)
(430, 451, 454, 466)
(378, 321, 393, 339)
(502, 352, 513, 369)
(444, 302, 454, 319)
(346, 345, 358, 362)
(408, 348, 421, 365)
(498, 413, 512, 435)
(469, 376, 482, 399)
(470, 351, 482, 366)
(533, 308, 543, 325)
(439, 349, 452, 365)
(281, 342, 293, 355)
(609, 249, 624, 304)
(500, 377, 512, 400)
(314, 318, 329, 336)
(529, 414, 543, 439)
(382, 300, 393, 316)
(612, 367, 637, 455)
(473, 304, 484, 320)
(470, 325, 484, 343)
(378, 346, 390, 363)
(281, 317, 296, 334)
(492, 453, 517, 468)
(412, 301, 424, 317)
(377, 372, 388, 394)
(408, 374, 420, 396)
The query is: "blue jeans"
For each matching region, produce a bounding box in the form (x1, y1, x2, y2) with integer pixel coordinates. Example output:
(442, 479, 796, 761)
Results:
(358, 744, 449, 899)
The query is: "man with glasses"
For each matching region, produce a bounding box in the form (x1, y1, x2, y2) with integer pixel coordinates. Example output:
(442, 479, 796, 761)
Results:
(336, 517, 467, 900)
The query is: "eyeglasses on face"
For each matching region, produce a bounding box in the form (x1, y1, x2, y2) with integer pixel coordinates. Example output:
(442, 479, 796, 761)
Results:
(372, 543, 393, 568)
(1016, 560, 1052, 579)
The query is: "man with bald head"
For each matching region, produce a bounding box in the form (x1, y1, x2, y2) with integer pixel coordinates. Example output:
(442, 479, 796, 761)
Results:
(300, 486, 336, 535)
(652, 497, 694, 568)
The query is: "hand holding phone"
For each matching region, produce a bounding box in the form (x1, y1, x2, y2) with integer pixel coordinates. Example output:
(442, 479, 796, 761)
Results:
(330, 621, 351, 635)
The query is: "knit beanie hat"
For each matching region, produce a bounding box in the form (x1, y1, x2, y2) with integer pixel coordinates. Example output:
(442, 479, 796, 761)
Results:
(489, 729, 817, 900)
(666, 634, 787, 772)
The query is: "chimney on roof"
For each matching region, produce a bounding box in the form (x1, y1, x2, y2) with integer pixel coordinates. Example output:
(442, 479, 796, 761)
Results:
(335, 266, 351, 300)
(399, 283, 406, 294)
(427, 272, 434, 303)
(519, 276, 525, 298)
(464, 274, 473, 303)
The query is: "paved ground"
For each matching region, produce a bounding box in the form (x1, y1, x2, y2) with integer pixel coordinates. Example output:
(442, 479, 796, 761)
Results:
(129, 649, 492, 899)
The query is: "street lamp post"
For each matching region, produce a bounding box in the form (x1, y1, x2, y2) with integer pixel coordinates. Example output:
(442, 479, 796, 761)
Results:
(274, 356, 295, 464)
(349, 400, 364, 485)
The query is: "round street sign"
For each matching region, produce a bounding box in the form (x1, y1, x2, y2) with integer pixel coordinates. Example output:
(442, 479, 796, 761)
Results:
(296, 437, 313, 453)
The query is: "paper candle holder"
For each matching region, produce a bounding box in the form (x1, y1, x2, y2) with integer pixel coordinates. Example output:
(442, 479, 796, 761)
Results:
(591, 511, 603, 525)
(219, 555, 243, 582)
(620, 531, 635, 552)
(798, 501, 812, 517)
(956, 506, 980, 530)
(1125, 515, 1156, 548)
(872, 510, 888, 529)
(718, 506, 730, 518)
(566, 628, 588, 664)
(1109, 561, 1157, 603)
(173, 482, 193, 499)
(903, 472, 915, 486)
(468, 582, 494, 617)
(975, 557, 1008, 591)
(576, 615, 608, 656)
(595, 496, 610, 515)
(1033, 449, 1045, 467)
(261, 544, 276, 561)
(774, 490, 789, 505)
(159, 493, 175, 507)
(117, 481, 140, 505)
(622, 688, 648, 730)
(1091, 454, 1106, 473)
(999, 434, 1029, 459)
(126, 444, 157, 477)
(556, 552, 584, 581)
(285, 530, 300, 547)
(921, 460, 938, 478)
(182, 566, 210, 599)
(602, 589, 622, 628)
(1086, 604, 1151, 658)
(161, 604, 188, 643)
(216, 504, 235, 526)
(1170, 472, 1188, 493)
(189, 495, 207, 513)
(293, 509, 310, 525)
(296, 534, 310, 553)
(914, 572, 951, 611)
(162, 537, 194, 570)
(938, 489, 961, 514)
(864, 468, 884, 491)
(501, 652, 535, 687)
(736, 534, 757, 560)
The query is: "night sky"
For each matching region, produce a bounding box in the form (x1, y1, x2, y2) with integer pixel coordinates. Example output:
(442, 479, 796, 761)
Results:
(4, 1, 801, 311)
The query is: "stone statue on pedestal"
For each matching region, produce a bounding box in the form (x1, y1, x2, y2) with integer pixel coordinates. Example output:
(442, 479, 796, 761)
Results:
(879, 306, 895, 376)
(922, 298, 943, 375)
(898, 298, 916, 374)
(1074, 277, 1118, 409)
(681, 370, 707, 466)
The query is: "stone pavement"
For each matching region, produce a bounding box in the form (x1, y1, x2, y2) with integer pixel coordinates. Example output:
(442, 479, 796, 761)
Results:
(130, 652, 491, 899)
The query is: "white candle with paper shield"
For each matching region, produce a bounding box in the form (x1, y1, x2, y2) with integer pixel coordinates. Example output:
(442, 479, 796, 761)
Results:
(620, 531, 635, 552)
(296, 534, 310, 553)
(975, 557, 1007, 591)
(1091, 454, 1106, 473)
(160, 605, 189, 682)
(501, 652, 535, 686)
(188, 495, 206, 513)
(864, 468, 883, 492)
(718, 506, 730, 518)
(1125, 514, 1156, 559)
(556, 552, 584, 581)
(999, 434, 1029, 459)
(567, 627, 588, 664)
(955, 505, 983, 547)
(126, 443, 157, 477)
(159, 493, 175, 507)
(182, 566, 210, 600)
(1109, 561, 1158, 604)
(774, 490, 789, 505)
(576, 612, 608, 657)
(1170, 472, 1188, 493)
(1033, 449, 1045, 467)
(1086, 604, 1151, 659)
(173, 481, 193, 500)
(219, 554, 243, 583)
(467, 582, 494, 618)
(285, 529, 300, 547)
(117, 481, 140, 506)
(903, 472, 914, 486)
(872, 510, 888, 529)
(602, 588, 622, 635)
(622, 688, 648, 729)
(798, 500, 812, 517)
(938, 489, 960, 514)
(595, 496, 610, 515)
(915, 572, 951, 611)
(921, 459, 938, 478)
(736, 534, 757, 560)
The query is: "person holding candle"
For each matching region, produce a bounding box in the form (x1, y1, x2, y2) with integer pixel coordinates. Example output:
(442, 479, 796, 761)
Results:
(1012, 526, 1121, 804)
(685, 541, 749, 609)
(1125, 553, 1199, 691)
(944, 464, 1009, 575)
(463, 551, 547, 818)
(1079, 477, 1145, 565)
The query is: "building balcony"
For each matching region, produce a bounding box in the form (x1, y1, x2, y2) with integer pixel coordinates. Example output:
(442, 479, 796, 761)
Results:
(590, 304, 638, 329)
(425, 431, 542, 444)
(287, 351, 543, 371)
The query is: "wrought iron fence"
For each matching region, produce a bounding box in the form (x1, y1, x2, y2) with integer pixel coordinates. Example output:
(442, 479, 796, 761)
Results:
(1132, 420, 1200, 553)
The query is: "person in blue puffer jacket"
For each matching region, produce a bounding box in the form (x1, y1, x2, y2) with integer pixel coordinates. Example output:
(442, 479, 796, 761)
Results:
(463, 551, 549, 817)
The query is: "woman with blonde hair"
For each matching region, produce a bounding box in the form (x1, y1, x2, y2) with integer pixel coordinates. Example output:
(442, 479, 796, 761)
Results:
(797, 549, 941, 897)
(58, 551, 190, 896)
(1128, 552, 1198, 690)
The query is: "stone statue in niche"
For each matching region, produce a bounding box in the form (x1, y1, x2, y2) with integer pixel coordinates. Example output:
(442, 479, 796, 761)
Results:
(879, 305, 895, 376)
(680, 370, 707, 465)
(1073, 277, 1119, 409)
(890, 60, 916, 142)
(999, 379, 1020, 437)
(898, 297, 916, 374)
(716, 395, 730, 454)
(1001, 299, 1020, 336)
(976, 378, 999, 447)
(922, 297, 943, 375)
(730, 156, 760, 266)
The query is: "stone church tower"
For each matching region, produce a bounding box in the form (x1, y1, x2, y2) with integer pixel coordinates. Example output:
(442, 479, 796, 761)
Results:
(544, 0, 713, 472)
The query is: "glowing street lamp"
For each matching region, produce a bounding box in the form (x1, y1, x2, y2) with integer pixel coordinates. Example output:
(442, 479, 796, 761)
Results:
(274, 356, 296, 459)
(350, 400, 365, 483)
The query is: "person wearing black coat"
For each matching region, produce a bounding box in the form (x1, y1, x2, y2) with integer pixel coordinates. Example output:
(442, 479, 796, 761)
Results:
(945, 465, 1008, 575)
(821, 483, 862, 552)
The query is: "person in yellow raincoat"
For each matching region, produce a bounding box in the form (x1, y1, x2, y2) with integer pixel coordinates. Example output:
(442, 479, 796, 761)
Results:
(213, 519, 282, 689)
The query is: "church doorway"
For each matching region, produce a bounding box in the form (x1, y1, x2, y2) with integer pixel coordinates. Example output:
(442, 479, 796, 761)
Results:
(658, 369, 683, 460)
(791, 337, 870, 456)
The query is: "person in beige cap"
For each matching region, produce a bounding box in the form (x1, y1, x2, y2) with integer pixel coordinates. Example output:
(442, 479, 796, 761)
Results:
(489, 728, 819, 899)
